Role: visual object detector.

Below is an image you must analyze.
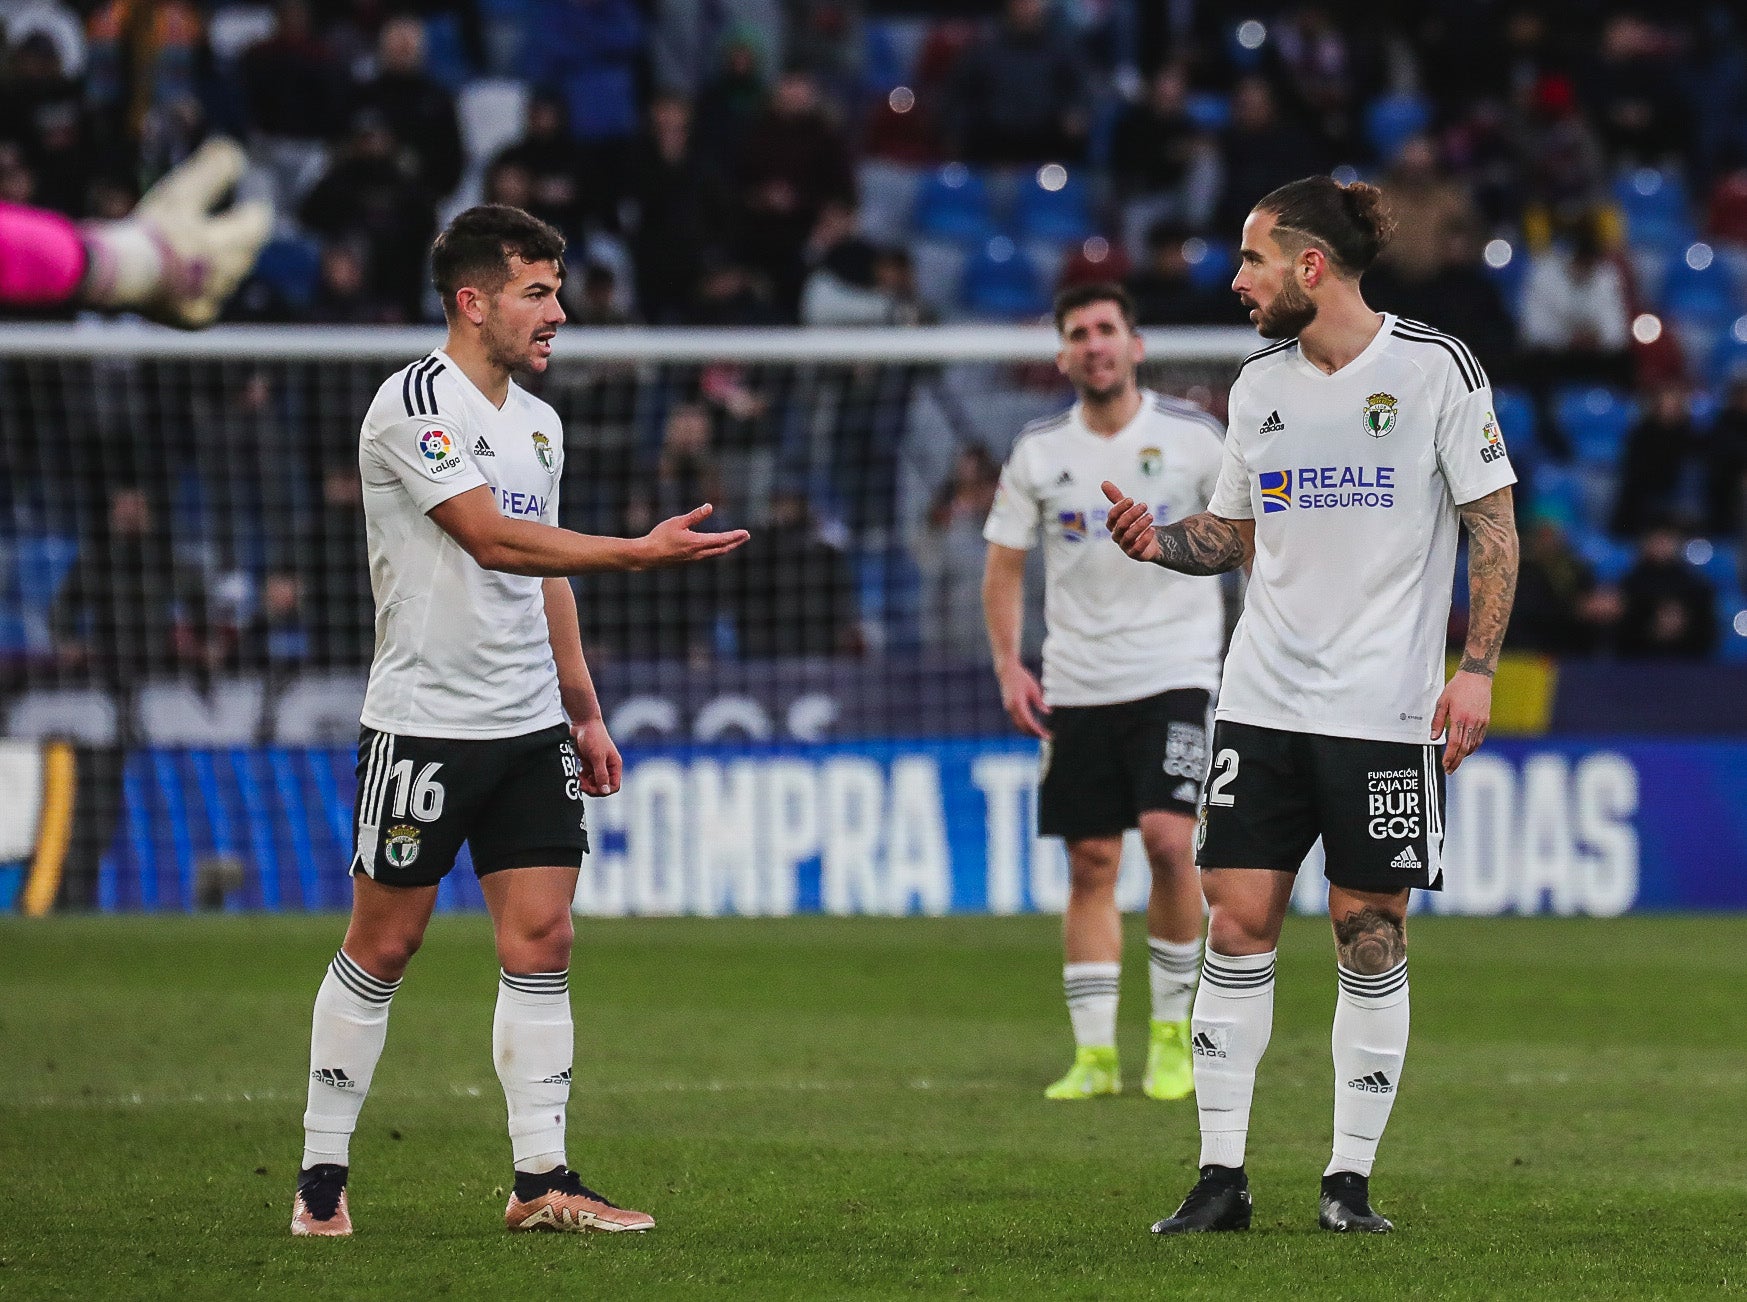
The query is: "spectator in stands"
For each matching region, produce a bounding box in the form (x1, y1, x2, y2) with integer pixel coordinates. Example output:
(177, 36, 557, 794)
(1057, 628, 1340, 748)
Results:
(351, 15, 463, 200)
(1702, 372, 1747, 539)
(1615, 520, 1717, 659)
(524, 0, 645, 218)
(1215, 76, 1328, 232)
(690, 253, 782, 326)
(299, 108, 438, 322)
(916, 444, 1002, 660)
(1511, 73, 1611, 248)
(239, 0, 351, 145)
(800, 199, 890, 326)
(947, 0, 1090, 165)
(1518, 213, 1631, 423)
(1125, 220, 1243, 326)
(1366, 218, 1517, 381)
(624, 92, 712, 324)
(487, 90, 588, 240)
(50, 483, 214, 682)
(564, 260, 632, 325)
(1110, 63, 1219, 254)
(0, 141, 35, 204)
(305, 464, 372, 668)
(1375, 136, 1477, 285)
(0, 30, 88, 215)
(240, 569, 311, 670)
(729, 483, 863, 658)
(1580, 13, 1690, 169)
(1706, 158, 1747, 248)
(693, 27, 768, 166)
(1611, 383, 1698, 538)
(734, 68, 856, 317)
(306, 240, 385, 324)
(1268, 3, 1364, 158)
(1507, 505, 1616, 656)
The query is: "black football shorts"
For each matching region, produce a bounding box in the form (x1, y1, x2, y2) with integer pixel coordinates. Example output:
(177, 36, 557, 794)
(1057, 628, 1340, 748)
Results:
(1038, 688, 1213, 840)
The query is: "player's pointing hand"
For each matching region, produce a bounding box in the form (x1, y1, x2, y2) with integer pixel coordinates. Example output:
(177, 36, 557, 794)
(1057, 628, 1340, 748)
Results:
(642, 503, 751, 566)
(1100, 481, 1162, 563)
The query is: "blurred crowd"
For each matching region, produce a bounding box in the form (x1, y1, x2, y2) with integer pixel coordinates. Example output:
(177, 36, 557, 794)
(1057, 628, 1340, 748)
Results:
(5, 0, 1747, 668)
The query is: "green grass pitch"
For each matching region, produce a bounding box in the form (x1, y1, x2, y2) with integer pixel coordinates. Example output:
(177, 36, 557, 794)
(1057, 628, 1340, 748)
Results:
(2, 913, 1744, 1300)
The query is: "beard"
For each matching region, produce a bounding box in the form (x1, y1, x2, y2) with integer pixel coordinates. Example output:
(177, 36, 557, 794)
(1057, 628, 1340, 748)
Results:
(1254, 277, 1318, 338)
(482, 316, 544, 375)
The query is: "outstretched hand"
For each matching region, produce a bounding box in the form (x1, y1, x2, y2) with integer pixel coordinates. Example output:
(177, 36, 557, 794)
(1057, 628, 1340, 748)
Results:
(1100, 481, 1161, 563)
(643, 503, 750, 566)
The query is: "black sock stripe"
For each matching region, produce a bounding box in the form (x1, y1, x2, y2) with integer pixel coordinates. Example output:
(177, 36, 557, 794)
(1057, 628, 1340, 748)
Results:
(1202, 969, 1274, 990)
(330, 958, 398, 1004)
(500, 969, 570, 993)
(333, 949, 400, 993)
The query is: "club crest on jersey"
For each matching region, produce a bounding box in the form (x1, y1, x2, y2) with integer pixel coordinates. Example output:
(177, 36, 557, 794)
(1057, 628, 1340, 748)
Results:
(1259, 469, 1292, 513)
(384, 824, 421, 869)
(1139, 446, 1162, 476)
(531, 431, 555, 472)
(419, 428, 464, 478)
(1363, 392, 1399, 438)
(1481, 411, 1507, 463)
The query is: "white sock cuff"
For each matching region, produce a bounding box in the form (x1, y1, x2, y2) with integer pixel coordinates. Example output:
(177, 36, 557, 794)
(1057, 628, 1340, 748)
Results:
(1147, 936, 1203, 973)
(1201, 947, 1276, 997)
(1337, 958, 1408, 1008)
(330, 949, 400, 1005)
(499, 969, 570, 1002)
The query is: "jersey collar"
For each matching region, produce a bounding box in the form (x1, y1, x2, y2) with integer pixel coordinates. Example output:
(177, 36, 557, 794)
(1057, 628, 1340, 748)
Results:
(1289, 313, 1395, 382)
(1070, 387, 1154, 441)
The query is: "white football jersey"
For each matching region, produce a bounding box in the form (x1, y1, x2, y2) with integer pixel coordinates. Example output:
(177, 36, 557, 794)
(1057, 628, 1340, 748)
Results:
(357, 349, 568, 739)
(984, 390, 1227, 707)
(1208, 315, 1518, 743)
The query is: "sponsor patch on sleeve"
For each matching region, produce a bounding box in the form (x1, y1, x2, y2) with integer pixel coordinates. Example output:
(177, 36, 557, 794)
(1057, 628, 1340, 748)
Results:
(418, 427, 466, 479)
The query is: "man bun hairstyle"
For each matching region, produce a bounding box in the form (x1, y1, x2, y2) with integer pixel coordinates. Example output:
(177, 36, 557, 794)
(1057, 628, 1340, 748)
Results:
(1254, 175, 1396, 277)
(1053, 281, 1137, 332)
(431, 204, 566, 318)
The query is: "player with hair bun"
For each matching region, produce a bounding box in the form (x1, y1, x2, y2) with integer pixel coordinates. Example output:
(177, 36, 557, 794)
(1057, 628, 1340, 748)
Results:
(1103, 176, 1519, 1235)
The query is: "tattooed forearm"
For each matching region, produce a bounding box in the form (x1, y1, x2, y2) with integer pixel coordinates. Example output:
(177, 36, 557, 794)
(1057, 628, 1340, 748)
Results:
(1151, 513, 1250, 576)
(1333, 907, 1407, 975)
(1458, 486, 1518, 677)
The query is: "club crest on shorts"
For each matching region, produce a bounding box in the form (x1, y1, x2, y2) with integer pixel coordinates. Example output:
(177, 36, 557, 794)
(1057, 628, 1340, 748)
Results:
(1363, 392, 1398, 438)
(531, 430, 555, 471)
(384, 823, 422, 869)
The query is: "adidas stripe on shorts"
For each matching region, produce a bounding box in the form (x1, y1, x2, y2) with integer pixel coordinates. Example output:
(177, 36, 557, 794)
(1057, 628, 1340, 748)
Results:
(1193, 720, 1445, 892)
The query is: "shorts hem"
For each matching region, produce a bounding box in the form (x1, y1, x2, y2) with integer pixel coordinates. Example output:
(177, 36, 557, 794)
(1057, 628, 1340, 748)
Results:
(1196, 859, 1304, 874)
(475, 843, 590, 877)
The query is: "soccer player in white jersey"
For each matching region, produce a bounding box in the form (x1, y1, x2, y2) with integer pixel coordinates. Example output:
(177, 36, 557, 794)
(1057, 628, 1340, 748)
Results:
(1103, 176, 1519, 1233)
(291, 206, 747, 1239)
(983, 284, 1226, 1102)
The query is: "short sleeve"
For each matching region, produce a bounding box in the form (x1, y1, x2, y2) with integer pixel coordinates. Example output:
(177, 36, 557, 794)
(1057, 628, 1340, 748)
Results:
(1206, 433, 1254, 519)
(365, 414, 488, 514)
(982, 445, 1041, 549)
(1435, 382, 1519, 507)
(544, 424, 563, 525)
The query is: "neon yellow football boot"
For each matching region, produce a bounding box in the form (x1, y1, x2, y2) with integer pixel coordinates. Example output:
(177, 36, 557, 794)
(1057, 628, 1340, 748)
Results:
(1044, 1045, 1121, 1099)
(1143, 1017, 1195, 1101)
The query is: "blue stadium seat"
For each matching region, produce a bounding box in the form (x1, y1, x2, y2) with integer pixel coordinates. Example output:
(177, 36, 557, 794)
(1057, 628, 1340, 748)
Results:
(1184, 92, 1230, 133)
(2, 533, 78, 653)
(1491, 387, 1539, 462)
(1573, 528, 1637, 583)
(912, 164, 995, 245)
(250, 237, 322, 313)
(1613, 168, 1695, 254)
(1555, 386, 1636, 466)
(1660, 246, 1739, 320)
(1531, 463, 1582, 525)
(1183, 240, 1233, 290)
(422, 13, 473, 84)
(1015, 168, 1093, 244)
(1480, 240, 1529, 311)
(960, 238, 1047, 318)
(1364, 93, 1431, 163)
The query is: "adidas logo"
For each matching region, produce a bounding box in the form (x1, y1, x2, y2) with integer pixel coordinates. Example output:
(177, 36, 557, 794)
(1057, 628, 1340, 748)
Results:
(1390, 845, 1421, 870)
(1172, 780, 1199, 803)
(1259, 410, 1285, 434)
(1192, 1031, 1226, 1059)
(311, 1068, 356, 1089)
(1055, 469, 1074, 486)
(539, 1068, 572, 1085)
(473, 436, 495, 457)
(1347, 1070, 1395, 1095)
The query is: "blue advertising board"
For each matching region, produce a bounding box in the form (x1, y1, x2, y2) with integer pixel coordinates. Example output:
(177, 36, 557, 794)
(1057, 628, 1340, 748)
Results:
(86, 737, 1747, 915)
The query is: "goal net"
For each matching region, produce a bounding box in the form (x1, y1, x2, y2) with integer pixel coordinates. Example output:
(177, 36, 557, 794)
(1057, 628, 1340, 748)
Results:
(0, 323, 1253, 913)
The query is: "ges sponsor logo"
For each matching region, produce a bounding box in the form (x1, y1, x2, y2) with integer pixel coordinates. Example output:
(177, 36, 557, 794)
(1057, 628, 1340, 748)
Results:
(1480, 411, 1508, 464)
(418, 428, 464, 479)
(1259, 465, 1395, 511)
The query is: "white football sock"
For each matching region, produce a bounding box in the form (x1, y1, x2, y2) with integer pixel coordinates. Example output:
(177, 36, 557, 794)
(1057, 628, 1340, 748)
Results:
(494, 969, 573, 1174)
(301, 949, 400, 1169)
(1147, 935, 1202, 1023)
(1063, 961, 1120, 1049)
(1326, 958, 1410, 1179)
(1192, 948, 1277, 1169)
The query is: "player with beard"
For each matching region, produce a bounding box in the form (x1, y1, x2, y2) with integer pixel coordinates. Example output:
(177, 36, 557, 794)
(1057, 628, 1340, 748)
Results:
(983, 284, 1226, 1102)
(1102, 177, 1519, 1233)
(292, 206, 748, 1238)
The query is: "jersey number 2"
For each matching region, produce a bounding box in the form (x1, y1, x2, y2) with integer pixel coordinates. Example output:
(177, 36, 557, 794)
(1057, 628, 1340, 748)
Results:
(388, 760, 446, 822)
(1207, 749, 1240, 807)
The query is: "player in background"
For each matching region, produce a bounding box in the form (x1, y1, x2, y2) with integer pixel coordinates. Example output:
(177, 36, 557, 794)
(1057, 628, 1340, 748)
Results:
(0, 138, 269, 328)
(983, 284, 1226, 1102)
(1103, 177, 1518, 1233)
(292, 205, 747, 1238)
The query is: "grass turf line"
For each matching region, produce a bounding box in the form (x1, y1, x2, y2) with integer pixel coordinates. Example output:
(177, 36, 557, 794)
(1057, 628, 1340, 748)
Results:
(1, 914, 1744, 1300)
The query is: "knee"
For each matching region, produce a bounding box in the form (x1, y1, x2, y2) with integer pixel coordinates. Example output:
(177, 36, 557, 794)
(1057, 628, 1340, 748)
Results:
(345, 928, 423, 982)
(1331, 907, 1406, 974)
(1067, 845, 1122, 896)
(1206, 905, 1275, 957)
(501, 911, 575, 974)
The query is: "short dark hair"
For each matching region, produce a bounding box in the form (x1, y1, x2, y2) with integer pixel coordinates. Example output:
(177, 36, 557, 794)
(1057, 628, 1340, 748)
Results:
(1253, 176, 1395, 276)
(1053, 282, 1136, 332)
(430, 205, 566, 318)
